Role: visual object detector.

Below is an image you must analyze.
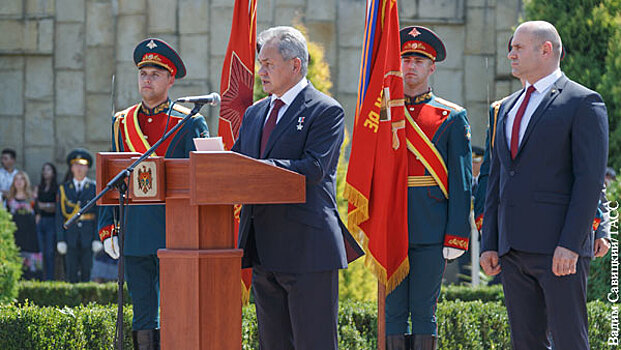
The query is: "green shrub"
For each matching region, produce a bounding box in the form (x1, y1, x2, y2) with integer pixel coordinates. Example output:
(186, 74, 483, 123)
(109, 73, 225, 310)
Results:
(16, 280, 510, 307)
(0, 206, 21, 304)
(17, 281, 131, 307)
(0, 300, 613, 349)
(439, 284, 504, 303)
(0, 302, 133, 349)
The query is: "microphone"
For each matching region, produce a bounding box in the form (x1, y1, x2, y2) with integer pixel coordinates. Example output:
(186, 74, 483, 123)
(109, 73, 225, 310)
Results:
(176, 93, 221, 106)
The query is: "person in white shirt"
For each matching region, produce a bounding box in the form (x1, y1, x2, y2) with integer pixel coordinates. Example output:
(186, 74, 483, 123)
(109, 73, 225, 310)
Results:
(480, 21, 608, 350)
(0, 148, 19, 199)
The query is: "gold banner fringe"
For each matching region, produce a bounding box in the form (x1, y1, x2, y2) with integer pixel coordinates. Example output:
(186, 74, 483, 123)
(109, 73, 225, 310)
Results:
(241, 280, 251, 305)
(344, 182, 410, 294)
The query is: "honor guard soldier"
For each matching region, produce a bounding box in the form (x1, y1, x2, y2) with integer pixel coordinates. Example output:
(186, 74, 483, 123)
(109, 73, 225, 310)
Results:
(386, 26, 472, 350)
(56, 148, 101, 283)
(97, 38, 209, 350)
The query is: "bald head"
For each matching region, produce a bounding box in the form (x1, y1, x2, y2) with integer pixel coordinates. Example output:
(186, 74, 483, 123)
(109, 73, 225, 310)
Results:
(509, 21, 562, 84)
(516, 21, 563, 62)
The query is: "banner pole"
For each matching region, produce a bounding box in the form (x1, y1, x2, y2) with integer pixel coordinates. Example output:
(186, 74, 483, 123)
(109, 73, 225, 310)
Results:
(378, 281, 386, 350)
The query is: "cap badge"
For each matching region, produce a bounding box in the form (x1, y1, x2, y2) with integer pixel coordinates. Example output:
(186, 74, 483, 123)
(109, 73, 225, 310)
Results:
(146, 40, 158, 49)
(409, 27, 421, 37)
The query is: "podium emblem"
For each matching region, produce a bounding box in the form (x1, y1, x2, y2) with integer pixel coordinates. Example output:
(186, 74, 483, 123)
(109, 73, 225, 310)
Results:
(133, 161, 158, 198)
(137, 166, 153, 194)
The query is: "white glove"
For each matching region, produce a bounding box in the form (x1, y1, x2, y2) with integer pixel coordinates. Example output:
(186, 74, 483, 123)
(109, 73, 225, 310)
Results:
(443, 247, 465, 260)
(92, 240, 103, 253)
(103, 236, 120, 259)
(57, 241, 68, 255)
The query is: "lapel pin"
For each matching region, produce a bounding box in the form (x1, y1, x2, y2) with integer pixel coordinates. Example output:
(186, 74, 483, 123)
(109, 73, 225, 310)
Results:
(296, 116, 305, 130)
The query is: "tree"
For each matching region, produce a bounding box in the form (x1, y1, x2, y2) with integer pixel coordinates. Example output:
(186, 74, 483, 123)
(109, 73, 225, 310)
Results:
(525, 0, 621, 169)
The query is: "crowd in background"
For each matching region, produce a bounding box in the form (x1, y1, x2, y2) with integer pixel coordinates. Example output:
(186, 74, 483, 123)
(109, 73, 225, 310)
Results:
(0, 147, 117, 283)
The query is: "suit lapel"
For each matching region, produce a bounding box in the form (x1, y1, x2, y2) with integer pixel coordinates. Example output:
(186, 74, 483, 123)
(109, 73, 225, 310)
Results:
(515, 76, 566, 158)
(250, 99, 270, 158)
(497, 91, 522, 167)
(262, 85, 310, 158)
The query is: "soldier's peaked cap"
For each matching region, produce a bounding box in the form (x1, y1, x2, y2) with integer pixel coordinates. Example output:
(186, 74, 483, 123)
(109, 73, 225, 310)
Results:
(400, 26, 446, 62)
(67, 148, 93, 168)
(133, 38, 186, 79)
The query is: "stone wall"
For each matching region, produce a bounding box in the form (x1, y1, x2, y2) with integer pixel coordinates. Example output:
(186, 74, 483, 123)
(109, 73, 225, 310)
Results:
(0, 0, 521, 179)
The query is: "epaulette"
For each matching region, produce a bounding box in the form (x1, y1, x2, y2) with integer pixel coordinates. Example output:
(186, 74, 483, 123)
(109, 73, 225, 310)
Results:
(114, 105, 136, 121)
(172, 103, 202, 118)
(172, 103, 191, 115)
(490, 95, 510, 109)
(434, 97, 465, 112)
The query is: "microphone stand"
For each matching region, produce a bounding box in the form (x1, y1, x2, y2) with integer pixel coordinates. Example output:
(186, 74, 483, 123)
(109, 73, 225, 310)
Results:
(63, 102, 206, 350)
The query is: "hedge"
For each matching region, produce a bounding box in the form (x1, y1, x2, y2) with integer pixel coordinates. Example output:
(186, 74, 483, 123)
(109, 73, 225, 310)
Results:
(0, 300, 614, 350)
(16, 281, 131, 307)
(15, 281, 507, 308)
(0, 206, 21, 304)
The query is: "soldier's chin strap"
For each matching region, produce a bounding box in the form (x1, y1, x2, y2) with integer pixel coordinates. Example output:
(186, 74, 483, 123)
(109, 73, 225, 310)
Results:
(63, 101, 208, 350)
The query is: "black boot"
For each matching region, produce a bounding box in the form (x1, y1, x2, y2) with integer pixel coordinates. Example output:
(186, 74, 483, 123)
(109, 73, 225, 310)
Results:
(411, 334, 437, 350)
(386, 334, 410, 350)
(132, 329, 160, 350)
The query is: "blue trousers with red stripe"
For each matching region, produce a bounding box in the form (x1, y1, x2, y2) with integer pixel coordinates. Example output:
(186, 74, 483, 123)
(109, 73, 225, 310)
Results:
(125, 255, 160, 330)
(385, 244, 445, 335)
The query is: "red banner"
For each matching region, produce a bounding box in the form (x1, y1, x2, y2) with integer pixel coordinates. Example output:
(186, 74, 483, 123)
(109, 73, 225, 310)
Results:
(218, 0, 257, 304)
(344, 0, 409, 293)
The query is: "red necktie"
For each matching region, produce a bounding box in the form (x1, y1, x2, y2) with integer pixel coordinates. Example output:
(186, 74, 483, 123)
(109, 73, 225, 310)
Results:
(510, 85, 536, 159)
(260, 99, 285, 156)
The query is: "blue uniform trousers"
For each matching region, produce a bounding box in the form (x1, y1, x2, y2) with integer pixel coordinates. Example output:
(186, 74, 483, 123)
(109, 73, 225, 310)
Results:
(385, 244, 445, 335)
(125, 255, 160, 330)
(66, 242, 93, 283)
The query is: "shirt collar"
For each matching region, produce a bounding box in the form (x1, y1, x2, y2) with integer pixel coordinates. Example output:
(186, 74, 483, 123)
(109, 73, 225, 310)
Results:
(73, 177, 88, 190)
(527, 68, 562, 94)
(140, 98, 171, 116)
(271, 78, 308, 107)
(1, 168, 17, 175)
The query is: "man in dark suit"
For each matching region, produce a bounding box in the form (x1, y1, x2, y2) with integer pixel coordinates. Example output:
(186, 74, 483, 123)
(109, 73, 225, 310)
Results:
(231, 26, 362, 350)
(480, 21, 608, 350)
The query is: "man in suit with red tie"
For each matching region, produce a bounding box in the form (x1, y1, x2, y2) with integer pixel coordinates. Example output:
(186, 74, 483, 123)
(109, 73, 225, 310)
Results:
(480, 21, 608, 349)
(231, 26, 362, 350)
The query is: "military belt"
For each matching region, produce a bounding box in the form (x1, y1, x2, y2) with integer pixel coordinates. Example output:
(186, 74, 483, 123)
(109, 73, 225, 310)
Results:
(407, 175, 437, 187)
(79, 213, 95, 221)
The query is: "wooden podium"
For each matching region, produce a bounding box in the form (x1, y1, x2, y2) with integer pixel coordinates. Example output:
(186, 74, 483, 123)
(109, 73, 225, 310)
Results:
(97, 151, 305, 349)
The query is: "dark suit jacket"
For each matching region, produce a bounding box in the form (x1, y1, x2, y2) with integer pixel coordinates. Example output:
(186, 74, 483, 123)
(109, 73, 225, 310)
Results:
(481, 75, 608, 258)
(232, 83, 362, 273)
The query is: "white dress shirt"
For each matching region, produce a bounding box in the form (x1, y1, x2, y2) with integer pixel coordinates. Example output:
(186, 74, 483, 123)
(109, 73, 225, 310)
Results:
(73, 177, 90, 193)
(264, 78, 309, 126)
(505, 68, 563, 147)
(0, 167, 18, 194)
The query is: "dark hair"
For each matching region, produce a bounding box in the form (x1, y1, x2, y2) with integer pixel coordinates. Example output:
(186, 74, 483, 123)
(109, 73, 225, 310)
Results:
(1, 148, 16, 159)
(38, 162, 58, 196)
